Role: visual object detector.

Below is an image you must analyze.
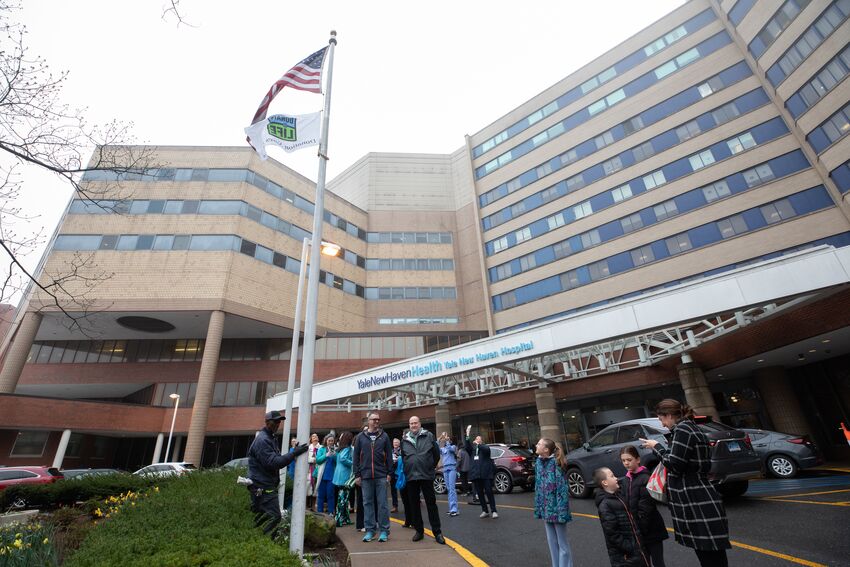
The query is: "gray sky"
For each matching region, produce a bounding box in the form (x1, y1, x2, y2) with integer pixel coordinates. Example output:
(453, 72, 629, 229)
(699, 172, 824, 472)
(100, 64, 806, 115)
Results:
(11, 0, 685, 282)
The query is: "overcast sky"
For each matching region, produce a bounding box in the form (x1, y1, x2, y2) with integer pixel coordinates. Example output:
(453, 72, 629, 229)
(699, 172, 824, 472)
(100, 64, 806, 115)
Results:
(10, 0, 685, 283)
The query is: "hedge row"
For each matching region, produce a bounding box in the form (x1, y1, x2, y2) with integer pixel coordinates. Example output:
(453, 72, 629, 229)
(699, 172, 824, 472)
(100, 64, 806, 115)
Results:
(1, 473, 160, 511)
(64, 470, 302, 567)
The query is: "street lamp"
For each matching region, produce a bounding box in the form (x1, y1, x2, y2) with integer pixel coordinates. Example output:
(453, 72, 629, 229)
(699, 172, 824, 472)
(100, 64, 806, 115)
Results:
(278, 237, 340, 510)
(164, 393, 180, 462)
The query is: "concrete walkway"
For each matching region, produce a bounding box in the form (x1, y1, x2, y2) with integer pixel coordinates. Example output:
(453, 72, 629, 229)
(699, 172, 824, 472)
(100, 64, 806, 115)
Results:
(336, 519, 478, 567)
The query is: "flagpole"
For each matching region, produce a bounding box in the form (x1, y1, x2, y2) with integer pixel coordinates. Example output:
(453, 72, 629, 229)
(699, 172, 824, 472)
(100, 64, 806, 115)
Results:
(289, 30, 336, 556)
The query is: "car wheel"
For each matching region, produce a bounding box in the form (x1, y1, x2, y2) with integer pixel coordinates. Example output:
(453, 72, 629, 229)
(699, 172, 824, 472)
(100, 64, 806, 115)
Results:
(493, 470, 513, 494)
(767, 455, 798, 479)
(567, 468, 591, 499)
(433, 473, 447, 495)
(717, 481, 748, 498)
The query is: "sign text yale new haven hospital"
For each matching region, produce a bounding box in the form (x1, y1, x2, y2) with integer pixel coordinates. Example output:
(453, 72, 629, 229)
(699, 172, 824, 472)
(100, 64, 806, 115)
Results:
(356, 341, 537, 391)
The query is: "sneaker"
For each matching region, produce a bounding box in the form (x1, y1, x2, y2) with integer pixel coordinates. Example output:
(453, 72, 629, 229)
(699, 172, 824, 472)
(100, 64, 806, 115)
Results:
(359, 528, 366, 533)
(362, 531, 375, 542)
(490, 511, 499, 519)
(378, 531, 388, 543)
(449, 511, 458, 517)
(479, 511, 489, 518)
(390, 507, 398, 513)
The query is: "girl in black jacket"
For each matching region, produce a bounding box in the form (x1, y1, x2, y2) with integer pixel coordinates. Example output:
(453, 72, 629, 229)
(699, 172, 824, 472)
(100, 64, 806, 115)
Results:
(620, 446, 668, 567)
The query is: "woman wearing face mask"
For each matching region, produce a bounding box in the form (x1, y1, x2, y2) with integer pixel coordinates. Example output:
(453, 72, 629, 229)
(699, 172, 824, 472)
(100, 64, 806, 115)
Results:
(619, 446, 667, 566)
(534, 438, 573, 567)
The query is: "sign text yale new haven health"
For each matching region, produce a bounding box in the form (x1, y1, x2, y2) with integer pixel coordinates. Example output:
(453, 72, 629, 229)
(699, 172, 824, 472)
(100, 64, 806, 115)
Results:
(355, 341, 536, 391)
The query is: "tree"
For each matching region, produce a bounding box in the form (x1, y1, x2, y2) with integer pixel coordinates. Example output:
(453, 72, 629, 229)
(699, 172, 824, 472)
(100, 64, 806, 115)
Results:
(0, 1, 159, 332)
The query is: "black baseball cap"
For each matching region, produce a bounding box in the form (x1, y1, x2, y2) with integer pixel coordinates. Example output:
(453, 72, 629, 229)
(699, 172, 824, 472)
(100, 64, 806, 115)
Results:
(264, 410, 285, 421)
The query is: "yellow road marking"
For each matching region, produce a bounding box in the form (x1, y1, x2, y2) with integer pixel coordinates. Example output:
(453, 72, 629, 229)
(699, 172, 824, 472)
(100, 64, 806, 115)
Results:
(812, 466, 850, 474)
(762, 488, 850, 500)
(388, 517, 488, 567)
(437, 501, 827, 566)
(759, 498, 849, 507)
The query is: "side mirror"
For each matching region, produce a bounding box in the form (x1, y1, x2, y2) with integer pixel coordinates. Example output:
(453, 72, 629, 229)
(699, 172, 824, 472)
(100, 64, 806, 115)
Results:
(582, 442, 591, 451)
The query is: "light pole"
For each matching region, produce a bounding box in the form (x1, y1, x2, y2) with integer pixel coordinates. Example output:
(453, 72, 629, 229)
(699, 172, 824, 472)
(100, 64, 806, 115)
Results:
(164, 393, 180, 462)
(278, 237, 340, 511)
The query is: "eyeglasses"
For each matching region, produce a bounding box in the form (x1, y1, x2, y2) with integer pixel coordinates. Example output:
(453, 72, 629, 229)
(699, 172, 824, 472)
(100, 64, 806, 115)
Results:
(369, 418, 380, 421)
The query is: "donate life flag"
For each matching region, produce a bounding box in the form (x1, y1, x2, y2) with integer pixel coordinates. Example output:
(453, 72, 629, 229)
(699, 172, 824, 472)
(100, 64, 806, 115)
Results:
(244, 112, 321, 160)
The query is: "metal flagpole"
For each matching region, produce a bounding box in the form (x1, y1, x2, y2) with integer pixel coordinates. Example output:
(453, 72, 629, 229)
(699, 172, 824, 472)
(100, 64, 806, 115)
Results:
(290, 30, 336, 555)
(278, 236, 309, 512)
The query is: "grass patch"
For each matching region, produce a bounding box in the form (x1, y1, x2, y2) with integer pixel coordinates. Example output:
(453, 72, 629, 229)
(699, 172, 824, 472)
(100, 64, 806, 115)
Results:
(64, 470, 301, 567)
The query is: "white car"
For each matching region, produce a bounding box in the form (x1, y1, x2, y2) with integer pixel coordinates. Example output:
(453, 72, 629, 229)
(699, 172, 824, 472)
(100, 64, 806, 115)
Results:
(133, 462, 196, 478)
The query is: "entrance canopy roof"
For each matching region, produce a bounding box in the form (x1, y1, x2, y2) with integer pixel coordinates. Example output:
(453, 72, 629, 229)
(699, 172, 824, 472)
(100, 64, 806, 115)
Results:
(267, 245, 850, 414)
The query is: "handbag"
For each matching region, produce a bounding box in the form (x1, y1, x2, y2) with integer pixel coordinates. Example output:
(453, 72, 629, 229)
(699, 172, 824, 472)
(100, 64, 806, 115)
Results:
(647, 462, 668, 504)
(395, 464, 406, 491)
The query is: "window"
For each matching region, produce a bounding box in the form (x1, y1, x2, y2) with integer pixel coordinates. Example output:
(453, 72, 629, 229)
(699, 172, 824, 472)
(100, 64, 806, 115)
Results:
(595, 131, 614, 149)
(611, 184, 633, 202)
(573, 201, 593, 219)
(515, 227, 532, 244)
(676, 120, 702, 142)
(581, 229, 601, 248)
(541, 185, 561, 203)
(717, 215, 749, 238)
(10, 431, 49, 456)
(743, 164, 775, 187)
(153, 235, 174, 250)
(702, 180, 731, 202)
(617, 425, 644, 443)
(727, 132, 756, 154)
(588, 260, 610, 281)
(622, 116, 644, 136)
(643, 170, 666, 190)
(493, 236, 509, 253)
(630, 245, 655, 266)
(654, 60, 677, 79)
(653, 200, 679, 221)
(712, 102, 740, 124)
(495, 264, 512, 281)
(589, 428, 616, 448)
(54, 235, 102, 250)
(553, 241, 571, 260)
(603, 156, 623, 175)
(631, 141, 654, 162)
(621, 213, 644, 233)
(698, 75, 724, 98)
(665, 233, 693, 255)
(519, 255, 537, 271)
(560, 270, 580, 290)
(689, 150, 715, 171)
(761, 199, 796, 223)
(547, 213, 566, 230)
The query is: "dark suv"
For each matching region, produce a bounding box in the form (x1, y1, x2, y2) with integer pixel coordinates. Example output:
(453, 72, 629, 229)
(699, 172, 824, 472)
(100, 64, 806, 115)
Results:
(565, 417, 762, 498)
(434, 443, 535, 494)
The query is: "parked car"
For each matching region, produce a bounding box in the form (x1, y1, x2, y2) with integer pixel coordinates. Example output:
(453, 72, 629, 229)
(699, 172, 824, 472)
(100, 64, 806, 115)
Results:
(0, 466, 63, 509)
(565, 417, 763, 499)
(61, 468, 126, 479)
(433, 443, 535, 495)
(133, 462, 196, 478)
(222, 457, 248, 469)
(740, 428, 822, 478)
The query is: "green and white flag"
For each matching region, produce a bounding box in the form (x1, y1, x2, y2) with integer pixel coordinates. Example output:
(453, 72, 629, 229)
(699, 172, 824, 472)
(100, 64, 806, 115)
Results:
(244, 112, 321, 160)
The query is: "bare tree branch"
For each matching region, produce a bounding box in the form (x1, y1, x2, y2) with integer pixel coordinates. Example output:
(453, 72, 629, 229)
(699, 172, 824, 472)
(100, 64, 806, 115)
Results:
(162, 0, 196, 28)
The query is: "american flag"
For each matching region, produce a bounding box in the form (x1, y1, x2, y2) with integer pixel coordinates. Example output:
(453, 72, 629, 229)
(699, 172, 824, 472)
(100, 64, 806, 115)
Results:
(249, 47, 328, 125)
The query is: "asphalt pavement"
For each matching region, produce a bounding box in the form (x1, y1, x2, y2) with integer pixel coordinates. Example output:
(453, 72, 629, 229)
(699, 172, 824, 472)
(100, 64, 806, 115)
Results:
(388, 468, 850, 567)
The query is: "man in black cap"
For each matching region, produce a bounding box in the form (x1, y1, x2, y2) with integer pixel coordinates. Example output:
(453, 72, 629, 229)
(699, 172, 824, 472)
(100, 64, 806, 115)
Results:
(248, 410, 309, 538)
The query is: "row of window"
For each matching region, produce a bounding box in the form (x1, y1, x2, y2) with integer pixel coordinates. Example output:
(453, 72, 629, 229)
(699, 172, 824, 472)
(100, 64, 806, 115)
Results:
(498, 231, 850, 333)
(831, 160, 850, 193)
(53, 233, 367, 298)
(767, 0, 850, 87)
(481, 84, 768, 233)
(364, 258, 454, 271)
(377, 317, 460, 325)
(749, 0, 811, 58)
(364, 287, 457, 300)
(469, 9, 716, 159)
(83, 166, 369, 242)
(488, 150, 811, 283)
(786, 44, 850, 119)
(485, 114, 789, 257)
(807, 101, 850, 153)
(477, 61, 753, 209)
(365, 232, 453, 244)
(69, 198, 368, 269)
(492, 186, 834, 312)
(729, 0, 756, 26)
(474, 31, 733, 179)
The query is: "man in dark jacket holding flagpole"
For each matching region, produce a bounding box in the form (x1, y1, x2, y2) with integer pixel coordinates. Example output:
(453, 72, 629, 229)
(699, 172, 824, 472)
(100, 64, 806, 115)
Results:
(248, 410, 308, 538)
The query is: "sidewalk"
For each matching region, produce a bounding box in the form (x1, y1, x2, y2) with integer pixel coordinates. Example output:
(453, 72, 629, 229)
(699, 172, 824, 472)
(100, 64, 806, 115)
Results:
(336, 519, 477, 567)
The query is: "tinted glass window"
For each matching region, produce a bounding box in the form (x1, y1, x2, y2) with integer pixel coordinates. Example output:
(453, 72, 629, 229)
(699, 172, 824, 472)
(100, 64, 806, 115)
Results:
(489, 447, 505, 458)
(616, 425, 644, 443)
(589, 428, 617, 448)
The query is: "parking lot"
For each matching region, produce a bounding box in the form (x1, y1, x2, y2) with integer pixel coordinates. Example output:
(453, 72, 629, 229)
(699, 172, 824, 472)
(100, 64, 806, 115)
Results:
(414, 467, 850, 566)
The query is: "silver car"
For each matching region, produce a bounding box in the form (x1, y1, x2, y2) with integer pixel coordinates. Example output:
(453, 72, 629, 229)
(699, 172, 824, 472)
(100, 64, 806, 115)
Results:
(740, 428, 822, 478)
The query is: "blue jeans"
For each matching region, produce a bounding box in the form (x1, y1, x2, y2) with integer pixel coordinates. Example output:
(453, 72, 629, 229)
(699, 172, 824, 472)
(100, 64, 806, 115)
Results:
(544, 521, 573, 567)
(316, 479, 335, 515)
(361, 477, 390, 533)
(444, 467, 458, 513)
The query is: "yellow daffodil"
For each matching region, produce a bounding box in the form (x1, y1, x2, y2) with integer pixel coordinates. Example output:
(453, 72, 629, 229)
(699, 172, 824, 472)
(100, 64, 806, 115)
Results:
(43, 538, 49, 545)
(13, 539, 23, 549)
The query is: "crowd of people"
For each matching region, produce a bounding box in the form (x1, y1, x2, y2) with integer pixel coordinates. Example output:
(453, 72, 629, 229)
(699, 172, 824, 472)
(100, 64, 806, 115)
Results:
(247, 398, 731, 567)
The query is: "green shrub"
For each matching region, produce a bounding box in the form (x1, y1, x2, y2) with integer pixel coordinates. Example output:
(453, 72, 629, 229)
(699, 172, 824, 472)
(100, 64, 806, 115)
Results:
(64, 470, 303, 567)
(0, 519, 58, 566)
(1, 473, 160, 511)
